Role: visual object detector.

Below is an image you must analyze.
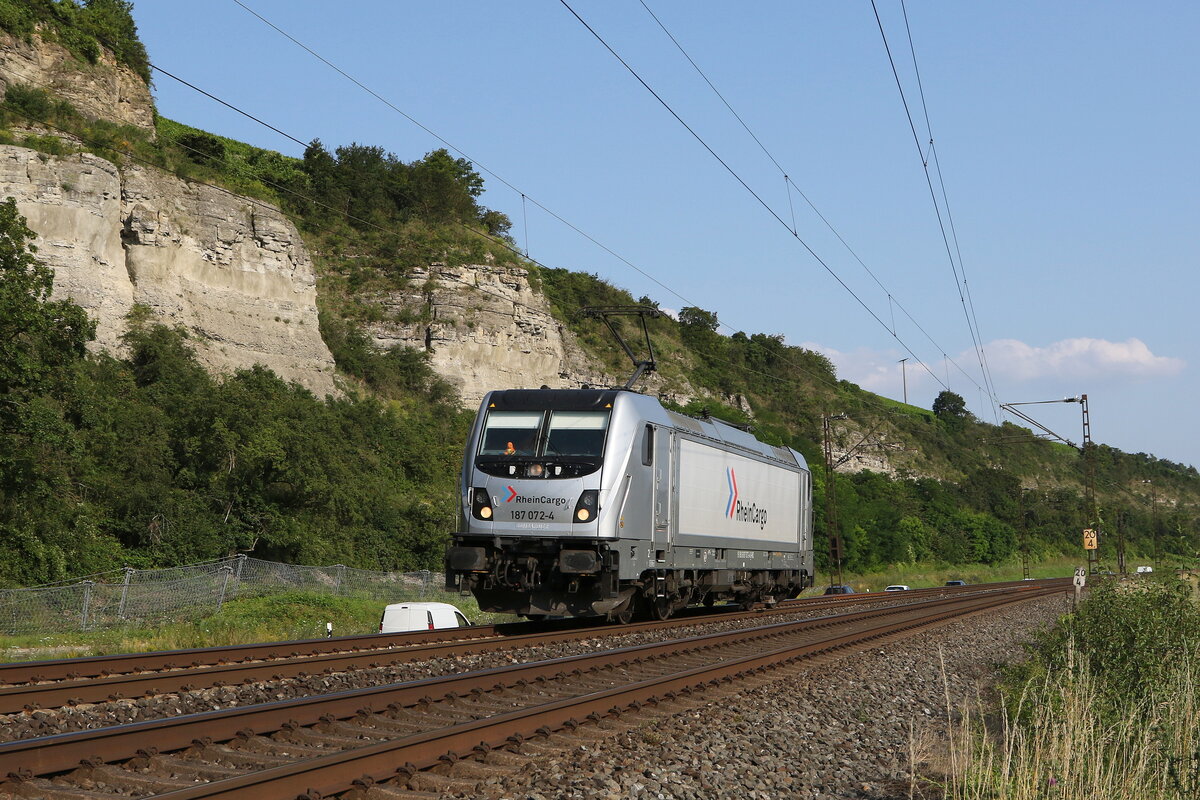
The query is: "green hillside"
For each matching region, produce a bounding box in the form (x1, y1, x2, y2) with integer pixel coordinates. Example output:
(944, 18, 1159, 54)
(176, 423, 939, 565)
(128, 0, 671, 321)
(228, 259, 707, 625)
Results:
(0, 2, 1196, 587)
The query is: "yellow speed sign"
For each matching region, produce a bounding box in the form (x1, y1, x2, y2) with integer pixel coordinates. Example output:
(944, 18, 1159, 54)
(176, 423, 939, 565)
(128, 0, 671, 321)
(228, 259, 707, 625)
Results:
(1083, 528, 1098, 550)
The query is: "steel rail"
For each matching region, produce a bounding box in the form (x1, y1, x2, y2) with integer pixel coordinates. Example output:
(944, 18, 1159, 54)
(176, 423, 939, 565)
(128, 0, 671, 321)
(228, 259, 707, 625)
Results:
(0, 581, 1066, 713)
(73, 586, 1052, 800)
(0, 586, 1057, 783)
(0, 578, 1066, 691)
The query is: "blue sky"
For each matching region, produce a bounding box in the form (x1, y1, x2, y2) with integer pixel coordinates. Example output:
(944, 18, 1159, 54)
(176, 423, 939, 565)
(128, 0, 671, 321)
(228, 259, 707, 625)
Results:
(131, 1, 1199, 467)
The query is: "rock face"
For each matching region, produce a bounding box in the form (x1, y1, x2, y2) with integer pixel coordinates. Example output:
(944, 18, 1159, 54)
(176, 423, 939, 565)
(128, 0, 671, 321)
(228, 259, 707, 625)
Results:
(0, 147, 131, 350)
(366, 264, 693, 407)
(120, 163, 334, 392)
(2, 145, 337, 396)
(0, 29, 155, 135)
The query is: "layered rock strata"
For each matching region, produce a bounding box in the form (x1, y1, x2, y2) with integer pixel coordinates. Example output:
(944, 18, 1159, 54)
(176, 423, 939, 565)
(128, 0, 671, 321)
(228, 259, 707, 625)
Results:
(2, 145, 336, 396)
(365, 263, 696, 407)
(0, 29, 155, 135)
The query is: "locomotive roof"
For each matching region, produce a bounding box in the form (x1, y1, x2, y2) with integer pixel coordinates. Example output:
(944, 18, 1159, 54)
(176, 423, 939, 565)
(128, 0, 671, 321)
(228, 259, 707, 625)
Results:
(482, 388, 807, 470)
(486, 388, 619, 411)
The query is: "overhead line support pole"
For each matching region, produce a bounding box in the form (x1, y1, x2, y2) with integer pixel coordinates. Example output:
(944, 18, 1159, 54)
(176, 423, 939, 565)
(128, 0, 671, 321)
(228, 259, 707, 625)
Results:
(822, 414, 846, 588)
(1080, 394, 1098, 575)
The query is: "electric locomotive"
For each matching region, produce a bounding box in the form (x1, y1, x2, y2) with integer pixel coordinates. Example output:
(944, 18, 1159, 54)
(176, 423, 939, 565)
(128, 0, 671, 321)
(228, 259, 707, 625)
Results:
(445, 386, 814, 621)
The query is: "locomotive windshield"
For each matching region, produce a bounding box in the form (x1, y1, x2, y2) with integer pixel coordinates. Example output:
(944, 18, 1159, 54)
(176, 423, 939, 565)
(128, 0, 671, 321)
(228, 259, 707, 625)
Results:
(544, 411, 608, 457)
(476, 409, 610, 477)
(479, 411, 542, 456)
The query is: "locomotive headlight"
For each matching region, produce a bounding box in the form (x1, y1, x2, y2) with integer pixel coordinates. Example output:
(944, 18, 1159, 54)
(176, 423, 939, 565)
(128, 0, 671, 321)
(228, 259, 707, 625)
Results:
(471, 488, 493, 521)
(573, 490, 599, 524)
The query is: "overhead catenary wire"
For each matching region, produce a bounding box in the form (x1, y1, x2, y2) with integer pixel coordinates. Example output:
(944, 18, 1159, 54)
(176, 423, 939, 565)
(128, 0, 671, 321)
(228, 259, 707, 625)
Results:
(558, 0, 965, 397)
(6, 77, 1066, 482)
(635, 0, 992, 402)
(0, 65, 930, 431)
(229, 0, 985, 404)
(898, 0, 998, 417)
(225, 0, 701, 318)
(633, 0, 988, 398)
(870, 0, 999, 420)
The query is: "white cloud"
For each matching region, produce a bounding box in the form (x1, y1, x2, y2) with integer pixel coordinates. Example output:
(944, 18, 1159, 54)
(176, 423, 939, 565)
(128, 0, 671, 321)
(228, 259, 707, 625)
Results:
(798, 336, 1184, 402)
(797, 342, 906, 393)
(985, 337, 1184, 381)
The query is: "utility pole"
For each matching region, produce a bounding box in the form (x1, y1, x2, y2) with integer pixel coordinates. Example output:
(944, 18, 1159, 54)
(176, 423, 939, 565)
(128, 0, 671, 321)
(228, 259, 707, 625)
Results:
(1151, 482, 1161, 571)
(822, 414, 846, 588)
(1080, 394, 1098, 575)
(1019, 488, 1031, 581)
(1116, 509, 1127, 576)
(898, 358, 908, 405)
(999, 395, 1098, 574)
(821, 413, 894, 588)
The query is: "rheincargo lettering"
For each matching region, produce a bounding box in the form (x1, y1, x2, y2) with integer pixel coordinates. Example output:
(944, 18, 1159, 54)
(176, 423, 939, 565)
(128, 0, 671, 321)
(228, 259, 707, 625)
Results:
(735, 500, 768, 530)
(507, 495, 570, 507)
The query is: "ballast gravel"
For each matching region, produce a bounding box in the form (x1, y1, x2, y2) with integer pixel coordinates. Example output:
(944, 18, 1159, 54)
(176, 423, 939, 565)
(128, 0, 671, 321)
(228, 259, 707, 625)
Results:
(0, 591, 1069, 800)
(0, 597, 923, 742)
(445, 593, 1067, 800)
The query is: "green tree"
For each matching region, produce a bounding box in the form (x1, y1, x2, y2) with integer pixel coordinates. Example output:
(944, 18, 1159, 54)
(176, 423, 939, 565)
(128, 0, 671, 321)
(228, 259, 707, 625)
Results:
(932, 389, 968, 420)
(408, 148, 484, 223)
(0, 197, 93, 401)
(678, 306, 723, 360)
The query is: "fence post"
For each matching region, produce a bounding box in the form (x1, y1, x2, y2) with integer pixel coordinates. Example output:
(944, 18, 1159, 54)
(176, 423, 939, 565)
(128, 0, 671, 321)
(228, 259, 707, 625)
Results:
(420, 570, 431, 598)
(216, 566, 234, 612)
(231, 554, 247, 601)
(80, 581, 95, 631)
(117, 567, 135, 620)
(333, 564, 346, 596)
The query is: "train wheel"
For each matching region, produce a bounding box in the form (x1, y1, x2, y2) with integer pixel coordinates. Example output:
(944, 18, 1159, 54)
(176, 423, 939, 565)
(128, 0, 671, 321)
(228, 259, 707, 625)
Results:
(702, 593, 716, 608)
(648, 594, 673, 621)
(613, 604, 635, 624)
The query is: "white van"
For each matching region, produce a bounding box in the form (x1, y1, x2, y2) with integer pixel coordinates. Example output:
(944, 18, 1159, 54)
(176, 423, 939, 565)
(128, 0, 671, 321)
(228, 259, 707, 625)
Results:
(379, 602, 471, 633)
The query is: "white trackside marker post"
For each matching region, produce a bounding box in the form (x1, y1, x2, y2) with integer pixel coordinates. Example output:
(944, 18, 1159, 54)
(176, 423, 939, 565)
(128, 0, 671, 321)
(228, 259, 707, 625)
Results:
(1072, 567, 1086, 609)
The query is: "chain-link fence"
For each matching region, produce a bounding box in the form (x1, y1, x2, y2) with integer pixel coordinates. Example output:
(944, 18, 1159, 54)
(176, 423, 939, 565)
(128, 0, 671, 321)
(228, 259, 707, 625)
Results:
(0, 556, 450, 635)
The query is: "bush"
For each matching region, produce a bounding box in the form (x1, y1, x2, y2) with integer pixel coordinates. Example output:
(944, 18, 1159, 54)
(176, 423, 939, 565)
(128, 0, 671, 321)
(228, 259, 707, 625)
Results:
(1004, 577, 1200, 721)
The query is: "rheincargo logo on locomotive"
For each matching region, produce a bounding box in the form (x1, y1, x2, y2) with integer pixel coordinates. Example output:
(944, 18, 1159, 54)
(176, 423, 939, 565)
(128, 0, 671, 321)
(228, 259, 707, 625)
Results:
(504, 487, 569, 507)
(726, 468, 768, 529)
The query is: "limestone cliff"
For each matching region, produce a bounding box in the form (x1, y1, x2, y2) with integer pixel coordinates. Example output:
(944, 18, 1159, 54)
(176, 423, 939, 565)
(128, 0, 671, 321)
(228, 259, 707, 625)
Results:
(364, 263, 697, 408)
(0, 29, 154, 136)
(2, 144, 337, 395)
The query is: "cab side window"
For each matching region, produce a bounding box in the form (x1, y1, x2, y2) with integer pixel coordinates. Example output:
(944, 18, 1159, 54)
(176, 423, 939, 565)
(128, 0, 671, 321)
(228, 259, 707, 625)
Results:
(642, 425, 654, 466)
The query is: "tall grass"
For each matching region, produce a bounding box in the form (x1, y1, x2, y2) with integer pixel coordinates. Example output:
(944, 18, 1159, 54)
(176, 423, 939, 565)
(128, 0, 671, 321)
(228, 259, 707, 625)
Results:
(943, 577, 1200, 799)
(949, 648, 1199, 798)
(0, 589, 518, 662)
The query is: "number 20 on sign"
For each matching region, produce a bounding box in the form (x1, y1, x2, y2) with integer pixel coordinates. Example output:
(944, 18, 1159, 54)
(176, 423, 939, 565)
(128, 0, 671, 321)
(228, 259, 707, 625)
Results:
(1082, 528, 1098, 550)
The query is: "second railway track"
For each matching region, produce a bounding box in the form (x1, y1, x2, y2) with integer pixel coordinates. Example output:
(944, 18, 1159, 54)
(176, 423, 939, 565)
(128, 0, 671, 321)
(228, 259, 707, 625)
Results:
(0, 580, 1066, 715)
(0, 584, 1061, 800)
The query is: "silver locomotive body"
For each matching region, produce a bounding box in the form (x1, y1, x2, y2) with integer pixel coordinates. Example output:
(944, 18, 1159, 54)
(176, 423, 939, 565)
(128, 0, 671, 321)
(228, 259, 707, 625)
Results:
(445, 388, 814, 620)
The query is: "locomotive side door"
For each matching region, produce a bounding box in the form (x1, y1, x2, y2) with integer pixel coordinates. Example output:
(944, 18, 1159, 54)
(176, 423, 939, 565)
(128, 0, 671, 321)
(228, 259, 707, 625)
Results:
(652, 427, 673, 558)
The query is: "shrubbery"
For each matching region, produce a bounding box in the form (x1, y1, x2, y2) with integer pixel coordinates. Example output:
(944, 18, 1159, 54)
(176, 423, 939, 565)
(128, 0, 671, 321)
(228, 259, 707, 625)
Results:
(0, 198, 470, 586)
(952, 578, 1200, 799)
(0, 0, 150, 83)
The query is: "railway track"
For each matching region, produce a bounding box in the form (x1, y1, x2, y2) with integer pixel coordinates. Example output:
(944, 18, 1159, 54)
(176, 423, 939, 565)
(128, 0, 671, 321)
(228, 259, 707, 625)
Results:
(0, 580, 1066, 714)
(0, 584, 1061, 800)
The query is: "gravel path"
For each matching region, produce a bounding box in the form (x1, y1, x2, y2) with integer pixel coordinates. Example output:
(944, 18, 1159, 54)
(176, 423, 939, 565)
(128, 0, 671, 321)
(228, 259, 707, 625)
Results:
(446, 593, 1068, 800)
